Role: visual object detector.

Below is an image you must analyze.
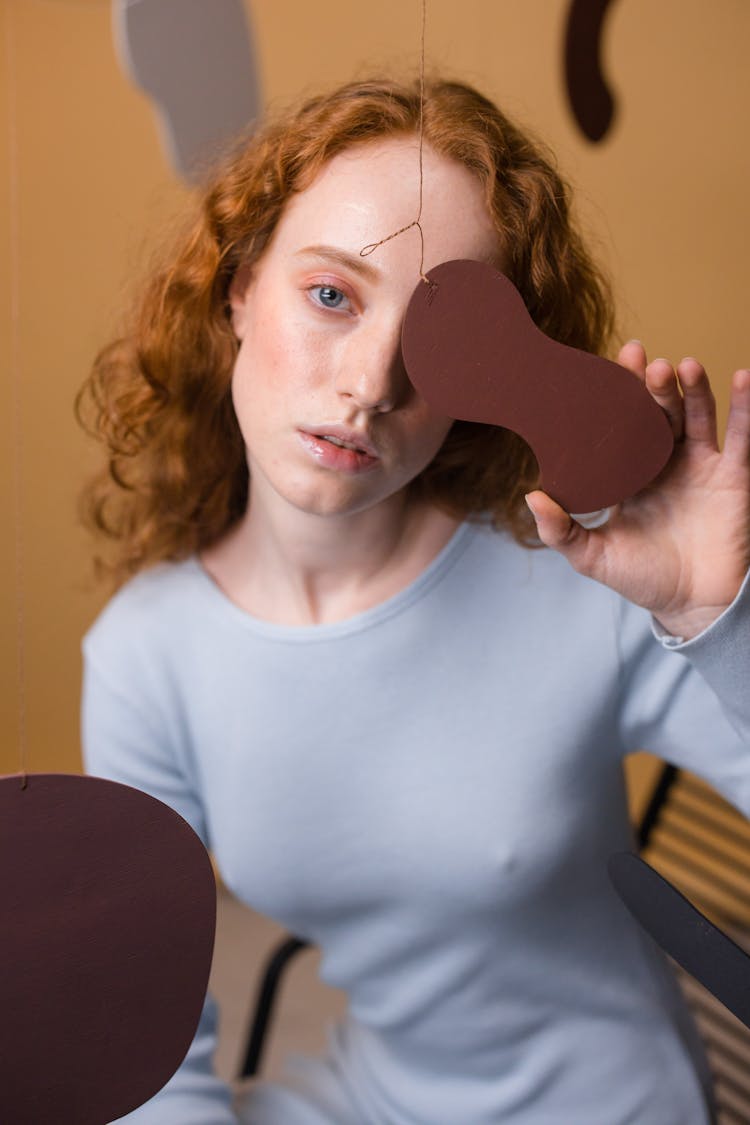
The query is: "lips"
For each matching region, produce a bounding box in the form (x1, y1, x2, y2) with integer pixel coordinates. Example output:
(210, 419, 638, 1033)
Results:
(305, 425, 379, 458)
(298, 429, 380, 473)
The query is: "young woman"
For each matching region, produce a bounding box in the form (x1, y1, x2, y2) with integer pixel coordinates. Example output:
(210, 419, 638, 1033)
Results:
(78, 76, 750, 1124)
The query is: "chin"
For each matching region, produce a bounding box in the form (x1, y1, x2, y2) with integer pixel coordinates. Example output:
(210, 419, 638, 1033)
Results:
(290, 493, 382, 519)
(251, 454, 412, 520)
(282, 479, 401, 520)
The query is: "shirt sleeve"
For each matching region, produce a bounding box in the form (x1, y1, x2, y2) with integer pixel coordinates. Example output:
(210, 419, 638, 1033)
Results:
(649, 564, 750, 744)
(615, 566, 750, 817)
(81, 638, 241, 1125)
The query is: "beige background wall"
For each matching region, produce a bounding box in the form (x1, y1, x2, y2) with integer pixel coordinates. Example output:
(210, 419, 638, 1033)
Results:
(2, 0, 748, 782)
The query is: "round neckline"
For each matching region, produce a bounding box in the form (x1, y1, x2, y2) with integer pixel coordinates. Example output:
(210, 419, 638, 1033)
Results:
(188, 520, 477, 642)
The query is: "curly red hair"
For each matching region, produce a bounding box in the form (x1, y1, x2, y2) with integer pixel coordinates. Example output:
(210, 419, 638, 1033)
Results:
(77, 73, 615, 588)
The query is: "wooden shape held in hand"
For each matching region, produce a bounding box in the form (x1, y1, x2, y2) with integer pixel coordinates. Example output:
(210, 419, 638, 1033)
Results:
(0, 773, 217, 1125)
(402, 260, 673, 514)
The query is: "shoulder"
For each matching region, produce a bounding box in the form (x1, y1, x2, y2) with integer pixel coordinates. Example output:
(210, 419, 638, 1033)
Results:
(460, 519, 655, 649)
(82, 557, 205, 669)
(463, 518, 612, 598)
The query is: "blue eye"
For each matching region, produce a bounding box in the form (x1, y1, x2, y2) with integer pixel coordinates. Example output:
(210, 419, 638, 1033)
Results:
(311, 285, 349, 310)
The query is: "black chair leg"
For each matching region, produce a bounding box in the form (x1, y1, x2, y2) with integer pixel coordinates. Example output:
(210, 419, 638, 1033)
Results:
(239, 935, 310, 1078)
(637, 762, 679, 850)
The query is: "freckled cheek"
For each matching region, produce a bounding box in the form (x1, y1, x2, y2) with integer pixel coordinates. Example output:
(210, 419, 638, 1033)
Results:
(406, 406, 454, 462)
(266, 310, 332, 397)
(230, 346, 259, 429)
(387, 416, 452, 483)
(231, 318, 335, 442)
(231, 316, 291, 407)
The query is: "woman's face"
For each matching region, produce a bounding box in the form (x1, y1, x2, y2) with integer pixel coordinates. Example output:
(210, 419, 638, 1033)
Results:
(229, 136, 500, 521)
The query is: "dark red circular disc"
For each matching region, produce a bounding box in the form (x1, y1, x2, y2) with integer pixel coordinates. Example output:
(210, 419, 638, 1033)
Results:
(0, 772, 216, 1125)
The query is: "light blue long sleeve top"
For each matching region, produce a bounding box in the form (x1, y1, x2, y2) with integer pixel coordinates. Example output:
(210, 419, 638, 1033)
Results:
(81, 520, 750, 1124)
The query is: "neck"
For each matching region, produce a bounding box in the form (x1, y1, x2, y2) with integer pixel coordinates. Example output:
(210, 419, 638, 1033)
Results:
(202, 485, 460, 626)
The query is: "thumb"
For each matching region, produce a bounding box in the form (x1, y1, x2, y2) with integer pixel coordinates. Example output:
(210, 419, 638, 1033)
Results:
(525, 490, 588, 558)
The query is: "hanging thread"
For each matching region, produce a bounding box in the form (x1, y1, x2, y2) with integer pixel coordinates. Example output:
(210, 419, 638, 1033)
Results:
(6, 4, 28, 790)
(360, 0, 432, 286)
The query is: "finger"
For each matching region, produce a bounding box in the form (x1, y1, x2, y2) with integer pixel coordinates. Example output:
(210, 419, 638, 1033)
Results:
(525, 490, 602, 575)
(722, 367, 750, 465)
(645, 358, 684, 439)
(617, 339, 648, 381)
(676, 357, 718, 449)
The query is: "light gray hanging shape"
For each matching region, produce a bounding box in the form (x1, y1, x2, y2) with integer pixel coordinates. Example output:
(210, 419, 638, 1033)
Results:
(113, 0, 263, 182)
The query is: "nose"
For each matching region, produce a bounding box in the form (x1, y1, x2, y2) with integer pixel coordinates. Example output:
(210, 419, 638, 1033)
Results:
(334, 320, 412, 413)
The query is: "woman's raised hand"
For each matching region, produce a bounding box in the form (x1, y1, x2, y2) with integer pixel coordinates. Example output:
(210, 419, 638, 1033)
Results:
(525, 341, 750, 639)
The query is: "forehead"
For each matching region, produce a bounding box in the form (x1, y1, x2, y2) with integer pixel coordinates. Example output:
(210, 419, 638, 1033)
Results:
(274, 137, 500, 270)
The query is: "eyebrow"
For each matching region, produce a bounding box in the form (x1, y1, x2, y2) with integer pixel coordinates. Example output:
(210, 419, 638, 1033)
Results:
(294, 244, 382, 282)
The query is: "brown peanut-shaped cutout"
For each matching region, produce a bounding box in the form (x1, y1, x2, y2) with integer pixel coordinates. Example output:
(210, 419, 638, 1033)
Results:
(402, 259, 674, 513)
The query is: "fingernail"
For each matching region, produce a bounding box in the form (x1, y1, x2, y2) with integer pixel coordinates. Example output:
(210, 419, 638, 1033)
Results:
(571, 508, 613, 529)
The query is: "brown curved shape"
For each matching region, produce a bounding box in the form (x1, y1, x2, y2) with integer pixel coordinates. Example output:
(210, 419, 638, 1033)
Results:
(564, 0, 619, 143)
(402, 260, 673, 514)
(0, 773, 216, 1124)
